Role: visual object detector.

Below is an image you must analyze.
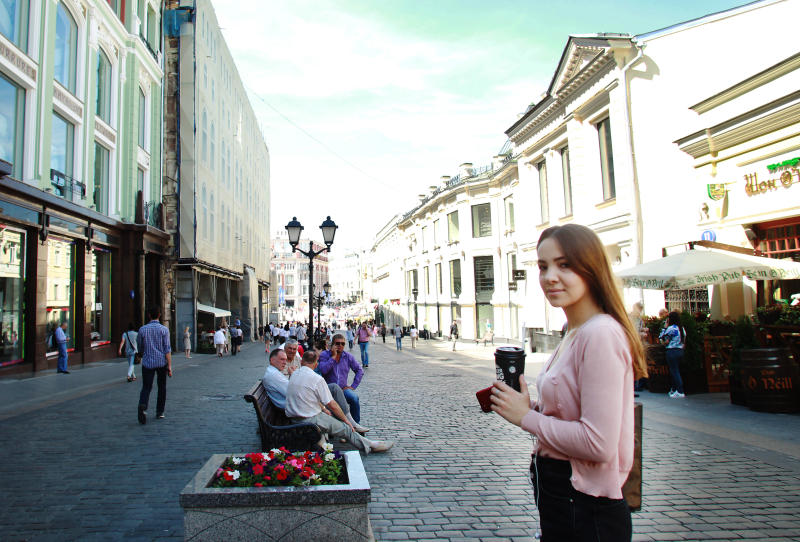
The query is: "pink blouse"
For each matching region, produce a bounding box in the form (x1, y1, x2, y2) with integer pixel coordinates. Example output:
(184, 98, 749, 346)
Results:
(521, 314, 634, 499)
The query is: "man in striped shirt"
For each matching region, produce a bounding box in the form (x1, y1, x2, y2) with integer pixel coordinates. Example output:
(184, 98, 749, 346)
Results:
(136, 307, 172, 424)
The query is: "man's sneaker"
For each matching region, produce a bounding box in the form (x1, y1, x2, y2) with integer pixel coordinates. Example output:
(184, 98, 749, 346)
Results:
(138, 405, 147, 425)
(668, 390, 676, 398)
(370, 441, 394, 453)
(672, 392, 685, 398)
(157, 413, 165, 419)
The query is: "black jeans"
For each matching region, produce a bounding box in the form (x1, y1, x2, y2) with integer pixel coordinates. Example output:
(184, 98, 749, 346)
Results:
(531, 455, 631, 542)
(139, 366, 168, 415)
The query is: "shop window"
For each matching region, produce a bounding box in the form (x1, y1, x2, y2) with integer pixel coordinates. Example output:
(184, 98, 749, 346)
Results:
(447, 210, 459, 243)
(54, 2, 78, 94)
(93, 143, 109, 214)
(449, 259, 461, 297)
(46, 238, 75, 352)
(597, 117, 616, 201)
(665, 287, 709, 315)
(96, 48, 112, 123)
(88, 250, 112, 346)
(0, 0, 29, 50)
(0, 229, 25, 367)
(0, 72, 26, 179)
(471, 203, 491, 238)
(538, 161, 549, 223)
(476, 304, 494, 340)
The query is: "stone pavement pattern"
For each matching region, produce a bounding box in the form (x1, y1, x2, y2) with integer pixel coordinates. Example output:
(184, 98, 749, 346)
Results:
(0, 337, 799, 541)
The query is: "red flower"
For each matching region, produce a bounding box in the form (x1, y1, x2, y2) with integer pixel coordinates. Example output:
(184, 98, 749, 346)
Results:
(252, 464, 264, 475)
(254, 483, 263, 487)
(265, 476, 271, 481)
(222, 471, 234, 481)
(276, 470, 288, 481)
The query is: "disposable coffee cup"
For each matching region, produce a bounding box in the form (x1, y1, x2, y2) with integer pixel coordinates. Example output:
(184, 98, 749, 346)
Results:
(495, 346, 525, 392)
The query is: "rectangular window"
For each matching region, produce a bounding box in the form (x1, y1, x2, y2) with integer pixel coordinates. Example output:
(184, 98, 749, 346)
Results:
(449, 259, 461, 297)
(138, 89, 146, 149)
(447, 211, 459, 243)
(424, 266, 430, 295)
(46, 238, 76, 351)
(561, 146, 573, 216)
(0, 0, 29, 50)
(147, 6, 157, 50)
(0, 228, 25, 366)
(538, 161, 549, 224)
(471, 203, 492, 238)
(96, 50, 112, 123)
(436, 263, 442, 295)
(0, 73, 25, 178)
(504, 195, 515, 232)
(473, 256, 495, 295)
(421, 226, 427, 251)
(51, 112, 74, 196)
(597, 118, 616, 200)
(89, 250, 112, 345)
(433, 219, 439, 246)
(93, 143, 110, 214)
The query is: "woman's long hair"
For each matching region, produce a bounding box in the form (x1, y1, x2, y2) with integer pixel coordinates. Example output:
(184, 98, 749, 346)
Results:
(538, 224, 647, 379)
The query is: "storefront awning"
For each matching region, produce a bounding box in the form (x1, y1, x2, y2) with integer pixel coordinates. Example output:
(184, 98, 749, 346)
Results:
(197, 303, 232, 318)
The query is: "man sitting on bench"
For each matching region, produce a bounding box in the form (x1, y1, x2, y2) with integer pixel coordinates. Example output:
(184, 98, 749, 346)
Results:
(286, 351, 393, 454)
(262, 347, 367, 433)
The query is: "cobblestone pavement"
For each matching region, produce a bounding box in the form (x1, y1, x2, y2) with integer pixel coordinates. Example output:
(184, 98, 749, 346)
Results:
(1, 337, 799, 541)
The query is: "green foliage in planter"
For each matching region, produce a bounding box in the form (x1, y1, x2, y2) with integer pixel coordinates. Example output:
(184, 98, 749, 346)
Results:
(643, 316, 665, 342)
(678, 311, 704, 371)
(706, 319, 735, 337)
(729, 315, 759, 373)
(756, 305, 785, 325)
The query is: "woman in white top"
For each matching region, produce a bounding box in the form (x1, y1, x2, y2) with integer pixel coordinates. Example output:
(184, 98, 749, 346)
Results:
(409, 325, 419, 348)
(183, 326, 192, 358)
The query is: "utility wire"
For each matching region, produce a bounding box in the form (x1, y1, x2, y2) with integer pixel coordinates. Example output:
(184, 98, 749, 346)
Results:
(243, 85, 395, 190)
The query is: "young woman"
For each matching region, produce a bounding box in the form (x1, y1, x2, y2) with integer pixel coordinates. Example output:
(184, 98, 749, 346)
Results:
(118, 323, 138, 382)
(183, 326, 192, 358)
(659, 311, 685, 398)
(491, 224, 647, 541)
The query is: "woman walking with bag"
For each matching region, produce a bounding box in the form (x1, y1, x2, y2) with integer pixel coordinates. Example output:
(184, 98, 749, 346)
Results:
(118, 323, 139, 382)
(659, 312, 685, 398)
(491, 224, 647, 541)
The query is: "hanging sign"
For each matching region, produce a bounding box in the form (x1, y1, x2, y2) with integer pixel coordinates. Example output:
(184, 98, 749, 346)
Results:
(512, 269, 526, 281)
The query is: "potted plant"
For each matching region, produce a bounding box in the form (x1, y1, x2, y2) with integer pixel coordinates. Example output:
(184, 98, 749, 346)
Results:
(180, 446, 373, 541)
(678, 311, 708, 395)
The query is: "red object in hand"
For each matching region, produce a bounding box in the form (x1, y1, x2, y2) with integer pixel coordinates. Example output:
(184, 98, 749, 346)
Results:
(476, 386, 493, 413)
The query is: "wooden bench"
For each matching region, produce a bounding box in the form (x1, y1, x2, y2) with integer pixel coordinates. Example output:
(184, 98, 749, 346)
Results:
(244, 381, 323, 451)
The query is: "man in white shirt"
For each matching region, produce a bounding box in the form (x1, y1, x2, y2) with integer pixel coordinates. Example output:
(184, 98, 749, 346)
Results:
(286, 351, 392, 454)
(295, 323, 306, 348)
(262, 348, 294, 409)
(213, 325, 226, 357)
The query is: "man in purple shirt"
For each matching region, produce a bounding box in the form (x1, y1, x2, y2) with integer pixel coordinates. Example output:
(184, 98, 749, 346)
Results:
(136, 307, 172, 424)
(318, 333, 364, 423)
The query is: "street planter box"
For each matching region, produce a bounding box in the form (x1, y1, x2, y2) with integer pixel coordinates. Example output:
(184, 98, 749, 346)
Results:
(180, 451, 373, 541)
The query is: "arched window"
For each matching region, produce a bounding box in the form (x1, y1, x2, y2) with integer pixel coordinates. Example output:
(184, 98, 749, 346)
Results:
(54, 2, 78, 94)
(95, 48, 112, 123)
(209, 192, 215, 242)
(201, 110, 207, 162)
(0, 0, 28, 50)
(138, 87, 146, 149)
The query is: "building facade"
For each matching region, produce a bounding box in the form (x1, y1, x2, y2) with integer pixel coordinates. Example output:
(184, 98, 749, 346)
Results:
(0, 0, 167, 374)
(162, 0, 270, 350)
(328, 249, 363, 305)
(270, 230, 329, 323)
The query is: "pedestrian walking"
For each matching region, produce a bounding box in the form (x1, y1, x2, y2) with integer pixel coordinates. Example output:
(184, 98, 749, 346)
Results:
(450, 321, 458, 352)
(54, 322, 70, 373)
(183, 326, 192, 358)
(136, 307, 172, 424)
(491, 224, 647, 541)
(660, 311, 686, 398)
(346, 326, 355, 350)
(223, 323, 231, 353)
(214, 324, 226, 357)
(380, 324, 386, 343)
(394, 323, 402, 350)
(231, 324, 243, 356)
(409, 325, 418, 349)
(357, 322, 371, 367)
(118, 323, 139, 382)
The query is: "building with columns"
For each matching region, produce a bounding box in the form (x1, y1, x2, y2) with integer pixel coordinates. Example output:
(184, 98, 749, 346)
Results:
(328, 249, 364, 305)
(0, 0, 167, 374)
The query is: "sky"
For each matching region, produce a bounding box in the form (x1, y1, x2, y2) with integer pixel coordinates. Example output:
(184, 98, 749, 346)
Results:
(213, 0, 749, 252)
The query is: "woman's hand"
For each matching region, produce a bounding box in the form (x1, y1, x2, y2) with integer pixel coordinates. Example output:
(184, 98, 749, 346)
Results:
(490, 375, 532, 427)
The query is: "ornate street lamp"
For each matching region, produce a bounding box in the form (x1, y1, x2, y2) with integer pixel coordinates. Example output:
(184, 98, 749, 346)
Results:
(285, 216, 338, 345)
(411, 287, 419, 329)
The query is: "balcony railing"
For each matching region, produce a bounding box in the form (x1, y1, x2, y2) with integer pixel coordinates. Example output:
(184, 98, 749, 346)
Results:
(50, 169, 86, 201)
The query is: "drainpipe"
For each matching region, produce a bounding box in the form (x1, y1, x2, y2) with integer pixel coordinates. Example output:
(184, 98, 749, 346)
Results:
(619, 39, 646, 302)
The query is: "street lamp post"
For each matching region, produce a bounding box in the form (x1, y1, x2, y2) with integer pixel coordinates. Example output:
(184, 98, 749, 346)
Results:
(411, 287, 419, 330)
(315, 282, 331, 336)
(285, 216, 337, 346)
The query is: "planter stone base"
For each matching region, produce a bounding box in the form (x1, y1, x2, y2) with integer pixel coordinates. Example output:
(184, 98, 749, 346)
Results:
(181, 451, 373, 541)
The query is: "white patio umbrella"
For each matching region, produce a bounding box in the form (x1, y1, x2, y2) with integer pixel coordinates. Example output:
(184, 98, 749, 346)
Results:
(616, 249, 800, 290)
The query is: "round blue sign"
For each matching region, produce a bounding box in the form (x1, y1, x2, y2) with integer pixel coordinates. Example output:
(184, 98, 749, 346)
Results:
(701, 230, 716, 242)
